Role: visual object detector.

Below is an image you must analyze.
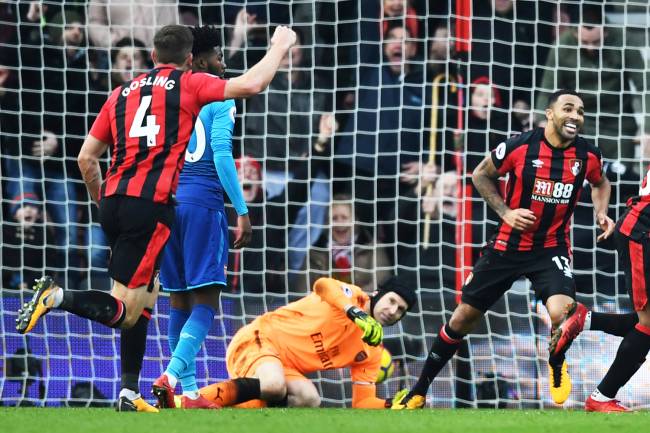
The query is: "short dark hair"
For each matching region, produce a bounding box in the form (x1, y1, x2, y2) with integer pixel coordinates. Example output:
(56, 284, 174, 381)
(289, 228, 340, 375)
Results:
(153, 25, 193, 65)
(189, 26, 222, 56)
(111, 37, 148, 64)
(547, 89, 582, 108)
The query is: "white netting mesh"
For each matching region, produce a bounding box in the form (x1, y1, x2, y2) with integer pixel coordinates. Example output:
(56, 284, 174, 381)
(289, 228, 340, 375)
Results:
(2, 0, 650, 409)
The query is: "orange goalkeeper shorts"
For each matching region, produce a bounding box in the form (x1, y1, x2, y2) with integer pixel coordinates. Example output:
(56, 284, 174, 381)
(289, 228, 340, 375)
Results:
(226, 321, 305, 381)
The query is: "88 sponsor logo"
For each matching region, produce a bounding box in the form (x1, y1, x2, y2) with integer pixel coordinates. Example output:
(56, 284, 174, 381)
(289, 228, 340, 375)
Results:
(533, 178, 573, 199)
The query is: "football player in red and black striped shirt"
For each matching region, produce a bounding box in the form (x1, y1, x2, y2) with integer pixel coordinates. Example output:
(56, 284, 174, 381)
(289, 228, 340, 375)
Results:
(16, 24, 297, 412)
(580, 168, 650, 412)
(393, 89, 629, 410)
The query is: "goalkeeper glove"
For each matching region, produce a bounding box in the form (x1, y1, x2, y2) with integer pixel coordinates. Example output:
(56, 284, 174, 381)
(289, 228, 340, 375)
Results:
(346, 306, 383, 346)
(385, 389, 409, 408)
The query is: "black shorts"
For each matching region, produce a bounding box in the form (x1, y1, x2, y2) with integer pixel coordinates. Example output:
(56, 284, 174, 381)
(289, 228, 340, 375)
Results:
(615, 230, 650, 311)
(461, 246, 576, 312)
(99, 195, 175, 289)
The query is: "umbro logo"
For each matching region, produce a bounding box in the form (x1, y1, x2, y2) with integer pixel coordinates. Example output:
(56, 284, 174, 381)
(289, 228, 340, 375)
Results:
(532, 159, 544, 168)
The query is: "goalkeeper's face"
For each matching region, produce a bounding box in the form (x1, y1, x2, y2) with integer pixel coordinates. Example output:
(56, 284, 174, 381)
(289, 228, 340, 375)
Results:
(372, 292, 408, 326)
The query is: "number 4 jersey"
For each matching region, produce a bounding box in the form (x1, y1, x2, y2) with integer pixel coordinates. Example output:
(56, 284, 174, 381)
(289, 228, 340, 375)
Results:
(89, 65, 227, 204)
(490, 127, 603, 252)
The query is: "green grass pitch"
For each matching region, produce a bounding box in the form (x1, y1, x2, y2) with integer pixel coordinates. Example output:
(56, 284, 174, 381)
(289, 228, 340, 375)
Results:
(3, 408, 650, 433)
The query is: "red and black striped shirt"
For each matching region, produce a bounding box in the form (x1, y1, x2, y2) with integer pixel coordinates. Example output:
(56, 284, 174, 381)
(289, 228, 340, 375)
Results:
(489, 128, 603, 252)
(618, 165, 650, 240)
(89, 65, 226, 204)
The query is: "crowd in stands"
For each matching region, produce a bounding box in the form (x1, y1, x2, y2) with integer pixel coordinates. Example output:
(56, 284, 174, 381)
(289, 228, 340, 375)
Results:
(1, 0, 648, 300)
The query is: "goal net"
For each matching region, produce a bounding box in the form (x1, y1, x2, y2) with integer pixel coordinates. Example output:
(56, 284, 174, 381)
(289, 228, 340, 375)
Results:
(2, 0, 650, 409)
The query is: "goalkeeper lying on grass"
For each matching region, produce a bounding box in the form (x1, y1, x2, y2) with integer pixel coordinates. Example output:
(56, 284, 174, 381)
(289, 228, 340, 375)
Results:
(195, 277, 415, 408)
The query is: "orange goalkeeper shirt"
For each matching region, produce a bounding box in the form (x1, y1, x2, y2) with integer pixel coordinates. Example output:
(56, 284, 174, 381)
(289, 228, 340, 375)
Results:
(252, 277, 381, 384)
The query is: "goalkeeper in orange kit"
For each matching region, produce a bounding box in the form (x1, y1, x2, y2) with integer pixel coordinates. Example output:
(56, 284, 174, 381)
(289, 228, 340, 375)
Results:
(199, 277, 415, 408)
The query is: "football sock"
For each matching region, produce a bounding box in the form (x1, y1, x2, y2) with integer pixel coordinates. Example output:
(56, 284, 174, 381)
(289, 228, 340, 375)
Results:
(120, 308, 152, 393)
(597, 323, 650, 398)
(548, 351, 565, 368)
(200, 378, 261, 407)
(267, 393, 289, 407)
(590, 388, 613, 402)
(183, 390, 200, 399)
(168, 307, 191, 353)
(164, 372, 178, 389)
(165, 304, 215, 391)
(410, 324, 463, 396)
(179, 360, 197, 393)
(590, 312, 638, 337)
(44, 286, 64, 307)
(164, 308, 190, 390)
(59, 290, 126, 328)
(119, 388, 141, 401)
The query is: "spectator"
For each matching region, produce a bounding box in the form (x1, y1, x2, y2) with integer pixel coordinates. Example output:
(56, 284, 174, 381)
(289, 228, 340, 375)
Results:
(409, 23, 463, 176)
(397, 169, 459, 291)
(3, 7, 90, 288)
(535, 4, 650, 170)
(335, 25, 425, 248)
(2, 197, 62, 290)
(471, 0, 555, 111)
(228, 156, 285, 294)
(295, 194, 391, 293)
(109, 37, 151, 88)
(382, 0, 419, 39)
(229, 22, 333, 280)
(87, 0, 178, 50)
(454, 78, 508, 283)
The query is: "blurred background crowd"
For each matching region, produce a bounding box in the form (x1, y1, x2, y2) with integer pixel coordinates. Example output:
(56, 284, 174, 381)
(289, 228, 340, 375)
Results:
(2, 0, 650, 408)
(3, 0, 647, 296)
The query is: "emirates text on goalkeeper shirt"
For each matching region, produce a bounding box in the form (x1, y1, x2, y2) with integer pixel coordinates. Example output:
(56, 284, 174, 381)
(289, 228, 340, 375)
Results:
(89, 65, 226, 203)
(490, 127, 603, 251)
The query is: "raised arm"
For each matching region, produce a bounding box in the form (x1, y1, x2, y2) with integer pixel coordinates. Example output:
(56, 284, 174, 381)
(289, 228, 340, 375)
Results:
(472, 155, 536, 232)
(312, 277, 364, 312)
(223, 26, 296, 99)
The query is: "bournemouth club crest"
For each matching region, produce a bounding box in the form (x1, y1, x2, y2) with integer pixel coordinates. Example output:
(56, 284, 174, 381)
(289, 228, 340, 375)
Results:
(569, 159, 582, 176)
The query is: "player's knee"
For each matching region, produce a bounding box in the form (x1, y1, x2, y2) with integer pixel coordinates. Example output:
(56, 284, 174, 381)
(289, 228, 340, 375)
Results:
(299, 392, 320, 408)
(120, 312, 139, 329)
(288, 386, 320, 408)
(547, 308, 565, 328)
(120, 306, 143, 329)
(260, 377, 287, 402)
(448, 316, 468, 334)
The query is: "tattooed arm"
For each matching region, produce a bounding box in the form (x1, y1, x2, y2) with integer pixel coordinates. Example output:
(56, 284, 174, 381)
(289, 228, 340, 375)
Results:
(472, 155, 536, 232)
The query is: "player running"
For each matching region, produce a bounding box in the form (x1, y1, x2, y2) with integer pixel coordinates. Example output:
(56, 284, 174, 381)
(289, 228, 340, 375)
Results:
(197, 277, 415, 408)
(393, 89, 618, 409)
(15, 24, 296, 412)
(555, 166, 650, 412)
(151, 26, 252, 410)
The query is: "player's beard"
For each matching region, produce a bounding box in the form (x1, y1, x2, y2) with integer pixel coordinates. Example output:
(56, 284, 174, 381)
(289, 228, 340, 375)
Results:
(554, 118, 578, 142)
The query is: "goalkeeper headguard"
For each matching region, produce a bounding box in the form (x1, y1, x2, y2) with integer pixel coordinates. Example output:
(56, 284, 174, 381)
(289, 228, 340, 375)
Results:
(370, 276, 417, 316)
